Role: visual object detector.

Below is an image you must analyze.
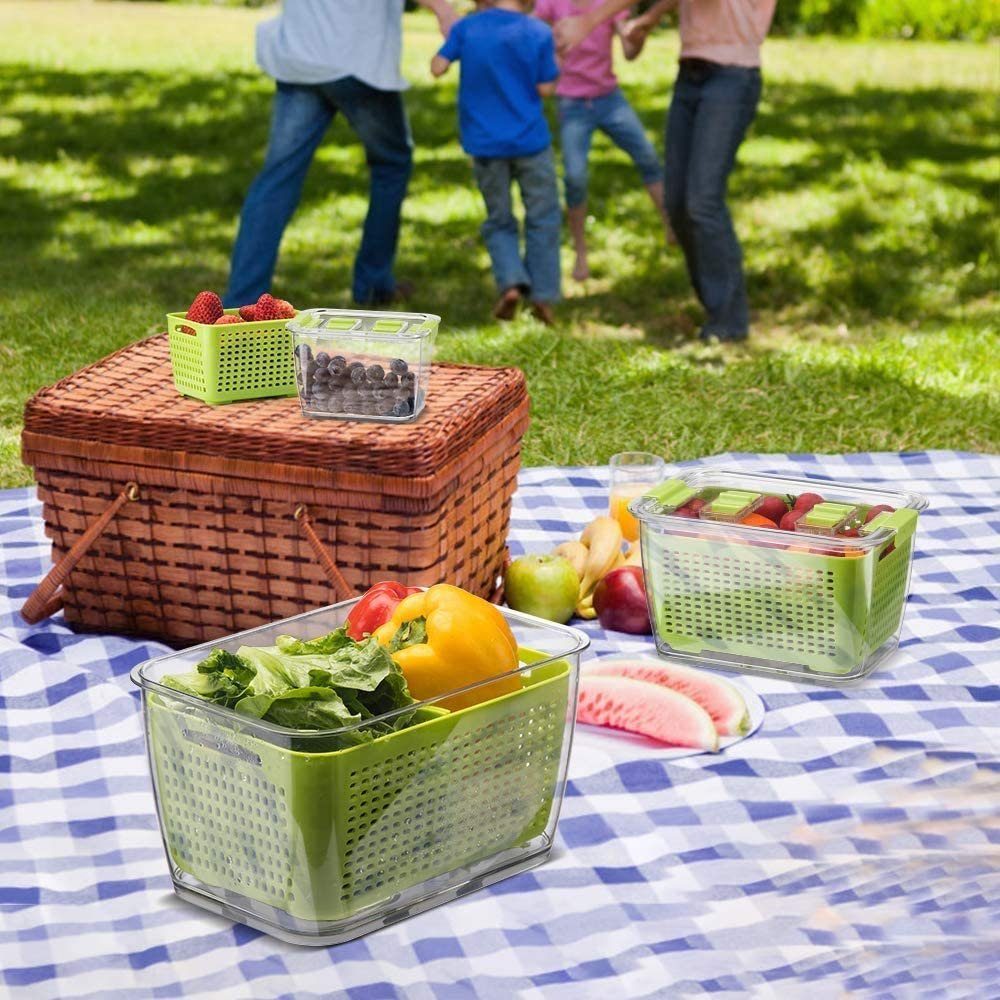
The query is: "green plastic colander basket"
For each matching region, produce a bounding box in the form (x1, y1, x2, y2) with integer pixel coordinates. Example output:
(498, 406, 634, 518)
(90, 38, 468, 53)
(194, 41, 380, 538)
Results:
(166, 311, 297, 404)
(133, 602, 587, 945)
(632, 471, 927, 683)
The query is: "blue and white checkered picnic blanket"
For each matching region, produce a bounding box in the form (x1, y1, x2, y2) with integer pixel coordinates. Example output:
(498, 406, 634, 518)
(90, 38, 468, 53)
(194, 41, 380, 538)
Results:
(2, 451, 998, 999)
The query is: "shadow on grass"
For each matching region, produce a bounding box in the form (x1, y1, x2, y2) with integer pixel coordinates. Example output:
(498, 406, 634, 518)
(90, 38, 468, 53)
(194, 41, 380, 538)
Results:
(2, 63, 996, 332)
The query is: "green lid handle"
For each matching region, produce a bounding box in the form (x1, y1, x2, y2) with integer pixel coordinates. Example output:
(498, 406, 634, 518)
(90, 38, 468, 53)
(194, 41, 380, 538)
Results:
(860, 507, 919, 547)
(643, 478, 695, 510)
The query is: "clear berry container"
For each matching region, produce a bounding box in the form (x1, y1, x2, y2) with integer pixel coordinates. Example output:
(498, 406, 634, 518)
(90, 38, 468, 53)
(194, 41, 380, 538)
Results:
(288, 309, 440, 423)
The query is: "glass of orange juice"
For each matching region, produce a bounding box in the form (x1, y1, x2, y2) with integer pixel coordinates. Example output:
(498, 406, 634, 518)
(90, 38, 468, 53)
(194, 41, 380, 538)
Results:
(609, 452, 666, 543)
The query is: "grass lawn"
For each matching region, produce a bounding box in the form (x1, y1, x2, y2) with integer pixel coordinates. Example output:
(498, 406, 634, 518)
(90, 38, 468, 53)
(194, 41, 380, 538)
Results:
(1, 2, 997, 488)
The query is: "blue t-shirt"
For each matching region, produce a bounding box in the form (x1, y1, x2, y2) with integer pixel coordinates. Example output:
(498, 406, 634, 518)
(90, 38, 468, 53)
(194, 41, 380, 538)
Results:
(438, 9, 559, 159)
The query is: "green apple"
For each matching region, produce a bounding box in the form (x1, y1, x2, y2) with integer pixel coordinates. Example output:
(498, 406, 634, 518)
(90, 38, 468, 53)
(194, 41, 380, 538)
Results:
(504, 554, 580, 624)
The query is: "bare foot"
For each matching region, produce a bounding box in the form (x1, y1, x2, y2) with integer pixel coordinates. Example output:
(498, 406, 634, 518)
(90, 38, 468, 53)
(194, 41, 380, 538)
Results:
(492, 286, 521, 321)
(572, 257, 590, 282)
(530, 301, 556, 326)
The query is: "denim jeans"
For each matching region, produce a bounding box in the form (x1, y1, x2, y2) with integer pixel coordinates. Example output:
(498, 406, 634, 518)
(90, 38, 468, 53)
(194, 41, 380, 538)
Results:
(472, 147, 562, 303)
(226, 78, 413, 307)
(664, 62, 761, 339)
(558, 88, 663, 208)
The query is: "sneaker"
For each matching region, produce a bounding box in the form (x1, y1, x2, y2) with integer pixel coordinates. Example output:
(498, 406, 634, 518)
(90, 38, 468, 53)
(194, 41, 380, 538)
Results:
(492, 286, 522, 321)
(699, 326, 747, 344)
(356, 280, 415, 308)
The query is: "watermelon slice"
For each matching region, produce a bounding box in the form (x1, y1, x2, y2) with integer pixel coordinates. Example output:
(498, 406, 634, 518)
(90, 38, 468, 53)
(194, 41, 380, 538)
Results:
(577, 675, 719, 751)
(585, 658, 749, 736)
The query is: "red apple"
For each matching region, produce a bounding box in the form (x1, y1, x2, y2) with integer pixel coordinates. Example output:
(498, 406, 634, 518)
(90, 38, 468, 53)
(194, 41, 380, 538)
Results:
(593, 566, 652, 635)
(865, 504, 895, 524)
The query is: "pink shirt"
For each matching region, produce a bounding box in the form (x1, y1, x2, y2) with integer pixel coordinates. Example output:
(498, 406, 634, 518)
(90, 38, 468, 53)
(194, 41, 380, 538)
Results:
(535, 0, 627, 99)
(679, 0, 777, 68)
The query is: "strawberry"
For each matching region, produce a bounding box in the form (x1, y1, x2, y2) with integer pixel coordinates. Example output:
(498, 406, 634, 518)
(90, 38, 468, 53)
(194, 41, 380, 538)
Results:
(185, 290, 223, 324)
(864, 504, 895, 524)
(688, 498, 707, 515)
(274, 298, 297, 319)
(756, 495, 790, 523)
(215, 314, 242, 324)
(238, 304, 258, 321)
(672, 504, 698, 519)
(253, 293, 284, 321)
(793, 492, 824, 512)
(779, 509, 805, 532)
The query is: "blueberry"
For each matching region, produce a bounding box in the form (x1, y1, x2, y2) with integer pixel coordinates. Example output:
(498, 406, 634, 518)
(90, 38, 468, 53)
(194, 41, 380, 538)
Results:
(329, 357, 347, 376)
(349, 365, 366, 385)
(306, 360, 319, 376)
(391, 399, 412, 417)
(401, 371, 416, 388)
(315, 351, 330, 367)
(314, 368, 330, 382)
(294, 343, 312, 362)
(365, 364, 385, 383)
(382, 371, 399, 388)
(377, 398, 396, 416)
(390, 358, 408, 375)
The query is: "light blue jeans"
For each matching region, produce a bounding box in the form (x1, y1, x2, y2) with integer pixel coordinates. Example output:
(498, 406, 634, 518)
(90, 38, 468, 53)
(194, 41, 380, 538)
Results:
(226, 78, 413, 307)
(557, 87, 663, 208)
(472, 147, 562, 304)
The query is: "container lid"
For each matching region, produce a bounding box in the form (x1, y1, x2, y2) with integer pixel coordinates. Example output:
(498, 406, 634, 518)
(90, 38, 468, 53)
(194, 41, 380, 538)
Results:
(288, 308, 439, 339)
(630, 468, 927, 552)
(22, 335, 527, 484)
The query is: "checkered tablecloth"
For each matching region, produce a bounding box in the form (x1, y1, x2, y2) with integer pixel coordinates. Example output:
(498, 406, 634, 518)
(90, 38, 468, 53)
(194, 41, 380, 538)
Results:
(2, 451, 998, 999)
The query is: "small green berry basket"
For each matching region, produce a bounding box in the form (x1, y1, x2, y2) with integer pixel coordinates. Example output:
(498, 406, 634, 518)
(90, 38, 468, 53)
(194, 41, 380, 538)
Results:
(132, 600, 587, 945)
(166, 311, 298, 405)
(631, 470, 927, 684)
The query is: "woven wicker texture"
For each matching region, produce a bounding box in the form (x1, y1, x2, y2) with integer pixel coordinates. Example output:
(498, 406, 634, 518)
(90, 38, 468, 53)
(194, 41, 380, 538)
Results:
(22, 336, 530, 646)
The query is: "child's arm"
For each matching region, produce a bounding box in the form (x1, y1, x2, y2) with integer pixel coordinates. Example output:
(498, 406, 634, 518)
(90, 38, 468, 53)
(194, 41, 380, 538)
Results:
(554, 0, 634, 52)
(415, 0, 459, 38)
(431, 55, 452, 78)
(621, 0, 677, 52)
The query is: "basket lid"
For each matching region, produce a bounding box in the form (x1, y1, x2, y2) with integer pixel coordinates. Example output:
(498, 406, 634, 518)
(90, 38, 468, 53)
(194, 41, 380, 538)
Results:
(22, 335, 528, 485)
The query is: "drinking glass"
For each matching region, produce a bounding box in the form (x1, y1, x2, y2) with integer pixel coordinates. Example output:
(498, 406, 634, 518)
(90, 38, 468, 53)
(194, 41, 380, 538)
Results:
(609, 452, 666, 543)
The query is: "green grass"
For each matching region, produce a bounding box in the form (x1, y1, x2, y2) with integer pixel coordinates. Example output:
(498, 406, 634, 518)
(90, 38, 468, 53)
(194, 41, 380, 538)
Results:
(1, 2, 997, 487)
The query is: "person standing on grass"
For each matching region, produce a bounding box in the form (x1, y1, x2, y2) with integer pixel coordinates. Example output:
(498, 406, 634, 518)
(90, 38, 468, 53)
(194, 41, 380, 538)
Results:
(556, 0, 775, 342)
(534, 0, 673, 283)
(225, 0, 457, 310)
(431, 0, 562, 325)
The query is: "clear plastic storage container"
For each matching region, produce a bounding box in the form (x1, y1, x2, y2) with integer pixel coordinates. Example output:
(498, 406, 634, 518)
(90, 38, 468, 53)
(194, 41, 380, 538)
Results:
(132, 600, 587, 945)
(630, 470, 927, 684)
(288, 309, 439, 422)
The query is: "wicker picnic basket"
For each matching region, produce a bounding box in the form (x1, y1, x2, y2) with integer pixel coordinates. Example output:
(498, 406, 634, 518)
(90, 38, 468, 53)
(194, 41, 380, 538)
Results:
(20, 335, 529, 646)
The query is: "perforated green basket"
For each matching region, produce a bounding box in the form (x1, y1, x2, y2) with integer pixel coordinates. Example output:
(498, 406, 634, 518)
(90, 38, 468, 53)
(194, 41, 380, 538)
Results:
(166, 311, 297, 404)
(632, 471, 927, 682)
(133, 603, 586, 945)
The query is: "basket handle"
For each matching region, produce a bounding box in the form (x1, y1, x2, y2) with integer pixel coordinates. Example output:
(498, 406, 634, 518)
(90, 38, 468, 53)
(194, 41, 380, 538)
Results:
(293, 504, 354, 602)
(21, 482, 140, 625)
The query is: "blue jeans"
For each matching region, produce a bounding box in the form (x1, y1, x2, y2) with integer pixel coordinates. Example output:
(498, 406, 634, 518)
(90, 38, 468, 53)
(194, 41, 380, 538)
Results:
(226, 78, 413, 307)
(558, 88, 662, 208)
(664, 62, 761, 339)
(472, 148, 562, 304)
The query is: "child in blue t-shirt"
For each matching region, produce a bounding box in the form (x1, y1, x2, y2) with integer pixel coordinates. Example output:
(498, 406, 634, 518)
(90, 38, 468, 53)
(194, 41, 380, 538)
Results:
(432, 0, 561, 324)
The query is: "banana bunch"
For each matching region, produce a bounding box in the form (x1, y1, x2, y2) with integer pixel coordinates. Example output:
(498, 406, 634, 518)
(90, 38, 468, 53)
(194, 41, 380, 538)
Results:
(551, 517, 642, 619)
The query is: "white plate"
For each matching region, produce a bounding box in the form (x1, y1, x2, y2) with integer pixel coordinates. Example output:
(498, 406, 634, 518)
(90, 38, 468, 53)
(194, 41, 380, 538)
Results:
(569, 659, 766, 780)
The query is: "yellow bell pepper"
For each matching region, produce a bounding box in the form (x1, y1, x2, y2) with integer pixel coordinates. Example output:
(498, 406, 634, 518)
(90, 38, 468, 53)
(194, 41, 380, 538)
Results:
(373, 584, 521, 711)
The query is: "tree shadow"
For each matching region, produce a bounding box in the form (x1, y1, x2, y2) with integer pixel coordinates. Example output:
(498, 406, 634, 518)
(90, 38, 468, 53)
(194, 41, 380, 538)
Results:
(1, 62, 995, 334)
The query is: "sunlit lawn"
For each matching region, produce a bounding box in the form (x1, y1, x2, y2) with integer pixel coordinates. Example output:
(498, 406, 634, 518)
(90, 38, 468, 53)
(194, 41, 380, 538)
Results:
(1, 2, 997, 486)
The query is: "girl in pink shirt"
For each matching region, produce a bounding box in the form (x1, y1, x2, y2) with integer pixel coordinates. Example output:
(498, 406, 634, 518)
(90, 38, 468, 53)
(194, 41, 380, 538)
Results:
(535, 0, 672, 282)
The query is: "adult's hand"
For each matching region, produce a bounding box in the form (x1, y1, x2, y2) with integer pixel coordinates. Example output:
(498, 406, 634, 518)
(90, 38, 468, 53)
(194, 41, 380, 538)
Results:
(622, 17, 653, 49)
